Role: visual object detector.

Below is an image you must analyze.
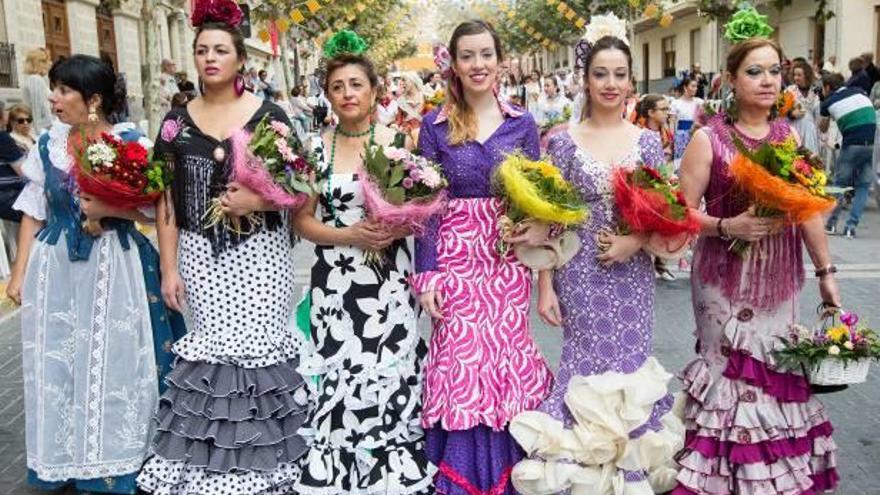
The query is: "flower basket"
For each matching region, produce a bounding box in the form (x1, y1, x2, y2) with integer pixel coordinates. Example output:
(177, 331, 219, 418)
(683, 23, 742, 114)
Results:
(809, 358, 870, 386)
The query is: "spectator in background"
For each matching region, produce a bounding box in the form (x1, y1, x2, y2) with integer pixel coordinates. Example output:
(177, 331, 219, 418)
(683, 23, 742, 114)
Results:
(822, 54, 839, 74)
(846, 57, 873, 93)
(524, 71, 542, 110)
(690, 62, 708, 98)
(375, 82, 399, 126)
(820, 72, 876, 238)
(0, 101, 26, 224)
(425, 71, 444, 93)
(284, 87, 313, 139)
(21, 48, 52, 131)
(176, 71, 196, 98)
(499, 73, 522, 105)
(861, 52, 880, 87)
(870, 79, 880, 109)
(635, 94, 673, 164)
(159, 58, 179, 114)
(671, 76, 703, 169)
(170, 92, 191, 109)
(6, 104, 36, 154)
(257, 70, 274, 100)
(532, 76, 572, 127)
(787, 60, 822, 153)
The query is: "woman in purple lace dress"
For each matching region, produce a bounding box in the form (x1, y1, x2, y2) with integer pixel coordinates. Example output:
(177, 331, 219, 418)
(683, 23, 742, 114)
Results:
(672, 38, 841, 495)
(508, 33, 683, 495)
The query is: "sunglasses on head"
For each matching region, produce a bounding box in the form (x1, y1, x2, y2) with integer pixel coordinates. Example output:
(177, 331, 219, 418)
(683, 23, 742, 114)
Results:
(16, 117, 33, 124)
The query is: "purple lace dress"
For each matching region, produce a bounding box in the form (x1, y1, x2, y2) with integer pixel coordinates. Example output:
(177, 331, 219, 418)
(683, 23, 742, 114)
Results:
(672, 115, 839, 495)
(508, 129, 683, 495)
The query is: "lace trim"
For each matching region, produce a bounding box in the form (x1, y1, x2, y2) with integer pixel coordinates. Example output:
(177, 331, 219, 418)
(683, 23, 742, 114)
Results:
(573, 144, 640, 224)
(86, 238, 112, 462)
(28, 455, 145, 482)
(33, 243, 51, 460)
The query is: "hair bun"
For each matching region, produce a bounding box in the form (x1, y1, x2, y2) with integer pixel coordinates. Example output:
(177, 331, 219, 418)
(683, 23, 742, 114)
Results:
(191, 0, 243, 28)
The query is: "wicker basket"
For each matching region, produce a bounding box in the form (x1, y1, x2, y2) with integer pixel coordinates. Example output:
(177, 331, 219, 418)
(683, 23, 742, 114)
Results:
(809, 358, 870, 386)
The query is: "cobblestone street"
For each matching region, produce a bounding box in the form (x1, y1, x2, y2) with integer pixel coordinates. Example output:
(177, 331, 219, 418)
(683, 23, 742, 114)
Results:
(2, 208, 879, 494)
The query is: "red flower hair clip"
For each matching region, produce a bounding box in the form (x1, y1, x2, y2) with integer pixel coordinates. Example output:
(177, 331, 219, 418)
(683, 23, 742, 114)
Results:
(190, 0, 243, 28)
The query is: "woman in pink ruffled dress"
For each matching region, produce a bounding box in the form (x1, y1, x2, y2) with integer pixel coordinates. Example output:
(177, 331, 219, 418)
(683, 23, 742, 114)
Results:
(672, 37, 842, 495)
(412, 20, 552, 495)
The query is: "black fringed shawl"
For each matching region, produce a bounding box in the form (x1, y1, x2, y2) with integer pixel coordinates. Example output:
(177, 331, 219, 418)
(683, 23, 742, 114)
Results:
(154, 101, 290, 255)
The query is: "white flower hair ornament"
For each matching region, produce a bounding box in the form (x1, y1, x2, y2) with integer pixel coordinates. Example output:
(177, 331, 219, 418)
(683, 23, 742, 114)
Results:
(583, 13, 629, 46)
(575, 13, 629, 70)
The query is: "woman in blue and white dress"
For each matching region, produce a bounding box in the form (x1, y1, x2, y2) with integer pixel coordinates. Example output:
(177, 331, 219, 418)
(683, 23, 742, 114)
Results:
(5, 55, 184, 493)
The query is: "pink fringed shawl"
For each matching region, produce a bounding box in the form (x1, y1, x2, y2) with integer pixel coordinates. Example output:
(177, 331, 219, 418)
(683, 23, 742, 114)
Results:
(695, 114, 805, 311)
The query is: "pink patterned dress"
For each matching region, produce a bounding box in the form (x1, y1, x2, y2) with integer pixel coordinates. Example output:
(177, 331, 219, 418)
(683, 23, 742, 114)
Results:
(412, 103, 553, 495)
(672, 114, 840, 494)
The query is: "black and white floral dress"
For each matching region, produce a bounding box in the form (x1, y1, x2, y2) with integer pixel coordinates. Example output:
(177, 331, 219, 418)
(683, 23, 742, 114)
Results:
(294, 135, 434, 494)
(137, 101, 310, 495)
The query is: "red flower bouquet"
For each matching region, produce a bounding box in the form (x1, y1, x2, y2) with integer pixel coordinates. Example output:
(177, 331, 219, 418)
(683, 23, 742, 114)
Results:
(73, 132, 170, 210)
(612, 164, 700, 255)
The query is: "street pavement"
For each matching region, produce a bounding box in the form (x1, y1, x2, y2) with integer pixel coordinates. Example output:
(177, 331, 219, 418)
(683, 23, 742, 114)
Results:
(1, 205, 879, 494)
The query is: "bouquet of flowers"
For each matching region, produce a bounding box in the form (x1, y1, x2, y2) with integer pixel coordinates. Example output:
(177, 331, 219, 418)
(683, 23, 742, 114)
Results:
(205, 115, 318, 232)
(423, 89, 446, 115)
(540, 106, 573, 136)
(611, 164, 700, 255)
(728, 134, 836, 255)
(775, 311, 880, 387)
(73, 132, 170, 210)
(493, 154, 589, 269)
(359, 144, 449, 264)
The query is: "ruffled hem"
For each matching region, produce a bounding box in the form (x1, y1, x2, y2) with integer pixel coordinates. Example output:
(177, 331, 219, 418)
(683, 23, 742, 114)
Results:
(294, 441, 437, 495)
(722, 350, 810, 403)
(147, 358, 310, 475)
(425, 425, 522, 495)
(676, 342, 839, 494)
(137, 457, 301, 495)
(508, 358, 684, 495)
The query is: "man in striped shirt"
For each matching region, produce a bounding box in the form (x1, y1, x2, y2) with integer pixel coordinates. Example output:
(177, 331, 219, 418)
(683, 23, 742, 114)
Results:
(819, 72, 876, 238)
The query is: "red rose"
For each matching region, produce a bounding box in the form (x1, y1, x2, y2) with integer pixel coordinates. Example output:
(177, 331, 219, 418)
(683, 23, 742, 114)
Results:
(191, 0, 243, 28)
(121, 141, 148, 166)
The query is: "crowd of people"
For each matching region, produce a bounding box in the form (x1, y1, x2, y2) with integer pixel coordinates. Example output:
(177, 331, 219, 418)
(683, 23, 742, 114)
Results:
(0, 0, 877, 494)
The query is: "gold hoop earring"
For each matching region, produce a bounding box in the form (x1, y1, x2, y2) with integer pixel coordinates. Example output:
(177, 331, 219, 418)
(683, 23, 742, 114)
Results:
(88, 106, 99, 124)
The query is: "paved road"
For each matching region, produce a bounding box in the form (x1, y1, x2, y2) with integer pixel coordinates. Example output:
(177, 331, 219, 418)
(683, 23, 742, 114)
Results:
(2, 206, 879, 494)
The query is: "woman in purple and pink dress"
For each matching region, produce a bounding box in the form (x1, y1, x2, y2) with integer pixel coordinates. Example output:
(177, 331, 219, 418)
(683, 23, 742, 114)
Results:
(412, 20, 552, 495)
(507, 28, 683, 495)
(672, 37, 841, 495)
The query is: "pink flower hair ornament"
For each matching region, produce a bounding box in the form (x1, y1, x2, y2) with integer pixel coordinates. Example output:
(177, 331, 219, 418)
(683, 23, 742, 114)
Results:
(190, 0, 243, 29)
(433, 43, 453, 79)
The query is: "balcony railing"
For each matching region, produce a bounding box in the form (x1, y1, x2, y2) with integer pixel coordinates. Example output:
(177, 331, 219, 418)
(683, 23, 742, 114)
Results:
(0, 42, 18, 88)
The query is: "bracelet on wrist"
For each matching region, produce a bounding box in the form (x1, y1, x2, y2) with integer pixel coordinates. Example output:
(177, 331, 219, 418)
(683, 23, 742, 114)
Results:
(717, 218, 730, 240)
(814, 265, 837, 278)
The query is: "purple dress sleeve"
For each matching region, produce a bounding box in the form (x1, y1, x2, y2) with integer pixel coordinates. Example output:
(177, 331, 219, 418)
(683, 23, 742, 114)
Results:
(639, 130, 665, 169)
(413, 116, 442, 284)
(522, 113, 541, 160)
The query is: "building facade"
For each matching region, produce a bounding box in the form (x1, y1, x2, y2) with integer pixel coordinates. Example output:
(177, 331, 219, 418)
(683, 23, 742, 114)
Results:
(0, 0, 291, 127)
(516, 0, 880, 94)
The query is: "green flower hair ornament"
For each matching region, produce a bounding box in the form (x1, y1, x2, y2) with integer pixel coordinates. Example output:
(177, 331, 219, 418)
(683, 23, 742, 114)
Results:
(724, 5, 774, 43)
(323, 30, 369, 59)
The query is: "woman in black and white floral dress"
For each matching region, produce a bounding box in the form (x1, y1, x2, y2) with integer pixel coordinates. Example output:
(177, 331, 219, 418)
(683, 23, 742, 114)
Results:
(291, 35, 434, 494)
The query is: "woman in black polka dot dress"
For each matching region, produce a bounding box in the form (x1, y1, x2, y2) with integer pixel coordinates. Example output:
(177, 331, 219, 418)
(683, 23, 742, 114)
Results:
(136, 4, 309, 494)
(290, 35, 434, 494)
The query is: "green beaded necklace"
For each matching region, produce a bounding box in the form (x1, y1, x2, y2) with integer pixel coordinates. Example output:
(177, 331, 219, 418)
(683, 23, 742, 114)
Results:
(325, 123, 376, 224)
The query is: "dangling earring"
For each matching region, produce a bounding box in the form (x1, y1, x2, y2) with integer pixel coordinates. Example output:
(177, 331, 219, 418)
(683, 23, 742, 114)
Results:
(198, 78, 205, 95)
(724, 90, 738, 124)
(234, 73, 245, 97)
(88, 105, 99, 124)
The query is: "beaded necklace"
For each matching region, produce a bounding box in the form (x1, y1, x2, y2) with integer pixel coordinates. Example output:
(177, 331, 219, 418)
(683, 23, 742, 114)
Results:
(324, 123, 376, 225)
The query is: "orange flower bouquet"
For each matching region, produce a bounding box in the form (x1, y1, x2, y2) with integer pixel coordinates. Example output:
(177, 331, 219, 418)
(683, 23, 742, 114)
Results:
(728, 134, 836, 255)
